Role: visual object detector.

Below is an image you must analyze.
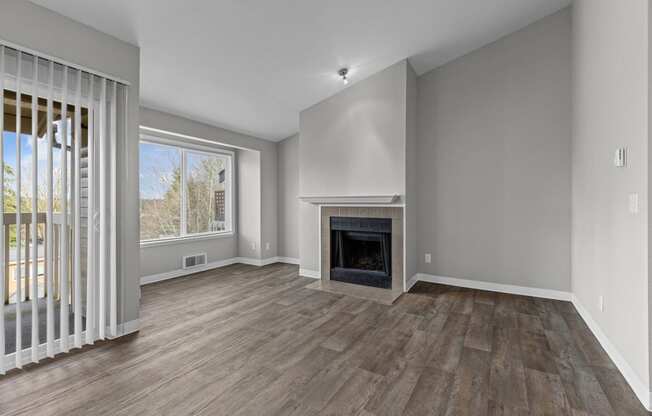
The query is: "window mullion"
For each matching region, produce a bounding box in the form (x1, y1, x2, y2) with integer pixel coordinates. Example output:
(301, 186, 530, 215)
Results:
(180, 149, 187, 237)
(225, 155, 232, 233)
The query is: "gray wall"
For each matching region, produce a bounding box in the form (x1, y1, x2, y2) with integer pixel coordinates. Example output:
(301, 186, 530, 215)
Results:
(140, 237, 237, 277)
(405, 63, 418, 283)
(572, 0, 650, 390)
(238, 149, 262, 259)
(261, 141, 278, 260)
(298, 60, 410, 272)
(0, 0, 142, 324)
(277, 134, 300, 260)
(298, 203, 320, 273)
(139, 107, 278, 278)
(416, 9, 572, 292)
(299, 61, 409, 199)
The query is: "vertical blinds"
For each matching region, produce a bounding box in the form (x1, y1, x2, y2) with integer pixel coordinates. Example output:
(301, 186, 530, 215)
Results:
(0, 44, 126, 373)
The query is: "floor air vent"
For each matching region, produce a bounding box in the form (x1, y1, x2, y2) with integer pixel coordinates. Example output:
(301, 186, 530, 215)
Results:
(183, 253, 207, 269)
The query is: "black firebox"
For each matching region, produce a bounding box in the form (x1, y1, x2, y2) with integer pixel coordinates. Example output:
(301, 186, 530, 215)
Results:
(330, 217, 392, 289)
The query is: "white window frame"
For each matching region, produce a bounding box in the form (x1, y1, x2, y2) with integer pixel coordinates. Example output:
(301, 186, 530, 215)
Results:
(139, 133, 235, 247)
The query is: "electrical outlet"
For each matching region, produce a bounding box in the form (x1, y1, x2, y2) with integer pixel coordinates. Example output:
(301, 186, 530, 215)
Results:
(614, 148, 626, 167)
(629, 193, 639, 214)
(265, 242, 271, 251)
(425, 253, 431, 264)
(599, 295, 604, 312)
(251, 242, 256, 251)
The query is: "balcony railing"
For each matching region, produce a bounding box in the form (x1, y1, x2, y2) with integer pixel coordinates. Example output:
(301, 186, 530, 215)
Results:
(3, 212, 72, 305)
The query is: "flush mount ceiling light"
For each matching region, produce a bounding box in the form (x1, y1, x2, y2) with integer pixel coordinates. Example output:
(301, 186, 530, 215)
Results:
(338, 68, 349, 84)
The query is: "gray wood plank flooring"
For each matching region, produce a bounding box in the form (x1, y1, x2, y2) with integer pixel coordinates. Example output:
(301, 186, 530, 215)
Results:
(0, 263, 648, 415)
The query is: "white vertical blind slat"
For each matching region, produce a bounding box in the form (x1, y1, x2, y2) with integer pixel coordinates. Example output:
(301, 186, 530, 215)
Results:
(59, 66, 69, 353)
(72, 70, 81, 347)
(98, 78, 106, 340)
(30, 56, 39, 363)
(15, 51, 23, 369)
(109, 81, 117, 337)
(0, 45, 5, 375)
(46, 61, 54, 357)
(73, 70, 82, 348)
(85, 75, 95, 345)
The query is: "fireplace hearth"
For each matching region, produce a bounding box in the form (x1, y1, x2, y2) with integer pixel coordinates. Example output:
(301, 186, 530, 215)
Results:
(330, 217, 392, 289)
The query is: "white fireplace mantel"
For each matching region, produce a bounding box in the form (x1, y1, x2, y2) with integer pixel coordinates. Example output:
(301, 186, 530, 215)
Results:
(298, 194, 400, 205)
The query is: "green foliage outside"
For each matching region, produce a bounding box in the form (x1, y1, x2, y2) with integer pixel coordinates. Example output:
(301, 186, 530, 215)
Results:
(140, 155, 225, 240)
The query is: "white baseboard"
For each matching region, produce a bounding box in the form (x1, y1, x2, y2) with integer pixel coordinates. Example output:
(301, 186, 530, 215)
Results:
(113, 319, 141, 338)
(571, 295, 651, 411)
(141, 256, 301, 285)
(140, 258, 240, 285)
(234, 257, 267, 267)
(2, 318, 141, 374)
(405, 274, 419, 292)
(299, 268, 320, 279)
(275, 256, 300, 265)
(415, 273, 572, 301)
(234, 256, 299, 266)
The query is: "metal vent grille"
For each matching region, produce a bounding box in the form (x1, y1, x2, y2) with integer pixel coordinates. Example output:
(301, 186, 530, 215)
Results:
(182, 253, 207, 269)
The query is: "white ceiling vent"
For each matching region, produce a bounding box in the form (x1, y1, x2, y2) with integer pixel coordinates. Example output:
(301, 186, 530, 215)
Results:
(182, 253, 207, 269)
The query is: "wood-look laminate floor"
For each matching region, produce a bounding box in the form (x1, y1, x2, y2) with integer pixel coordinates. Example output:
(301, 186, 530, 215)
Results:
(0, 263, 648, 415)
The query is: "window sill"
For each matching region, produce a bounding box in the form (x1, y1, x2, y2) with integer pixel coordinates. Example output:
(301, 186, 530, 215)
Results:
(140, 232, 235, 248)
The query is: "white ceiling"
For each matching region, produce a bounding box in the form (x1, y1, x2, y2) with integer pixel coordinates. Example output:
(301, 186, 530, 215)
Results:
(31, 0, 570, 141)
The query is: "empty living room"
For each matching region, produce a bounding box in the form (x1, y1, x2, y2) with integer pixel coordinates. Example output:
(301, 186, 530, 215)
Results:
(0, 0, 651, 414)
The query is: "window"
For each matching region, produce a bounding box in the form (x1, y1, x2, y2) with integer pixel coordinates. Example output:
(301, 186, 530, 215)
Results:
(139, 138, 233, 243)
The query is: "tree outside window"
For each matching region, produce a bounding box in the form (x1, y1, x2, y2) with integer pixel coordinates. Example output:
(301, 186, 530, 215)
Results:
(139, 140, 232, 242)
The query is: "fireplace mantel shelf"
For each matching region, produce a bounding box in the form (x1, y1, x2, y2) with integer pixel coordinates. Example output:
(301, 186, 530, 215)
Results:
(298, 194, 400, 205)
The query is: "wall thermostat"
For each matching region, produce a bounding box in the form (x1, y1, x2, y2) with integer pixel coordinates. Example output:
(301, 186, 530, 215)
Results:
(614, 148, 626, 167)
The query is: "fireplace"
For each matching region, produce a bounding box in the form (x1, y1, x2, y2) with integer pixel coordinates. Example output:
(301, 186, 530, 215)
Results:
(315, 206, 403, 303)
(330, 217, 392, 289)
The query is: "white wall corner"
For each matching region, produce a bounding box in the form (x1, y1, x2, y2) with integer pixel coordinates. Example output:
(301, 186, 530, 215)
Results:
(571, 295, 651, 411)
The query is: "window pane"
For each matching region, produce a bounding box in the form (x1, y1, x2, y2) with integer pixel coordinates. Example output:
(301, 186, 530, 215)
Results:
(139, 142, 181, 240)
(185, 151, 227, 234)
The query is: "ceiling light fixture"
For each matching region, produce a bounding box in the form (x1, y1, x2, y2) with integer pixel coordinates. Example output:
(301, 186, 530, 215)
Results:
(338, 68, 349, 84)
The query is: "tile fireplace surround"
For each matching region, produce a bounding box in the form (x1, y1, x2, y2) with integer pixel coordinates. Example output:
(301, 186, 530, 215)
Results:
(307, 206, 404, 304)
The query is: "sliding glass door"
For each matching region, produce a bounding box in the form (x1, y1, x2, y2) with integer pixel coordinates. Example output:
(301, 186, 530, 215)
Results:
(0, 44, 126, 372)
